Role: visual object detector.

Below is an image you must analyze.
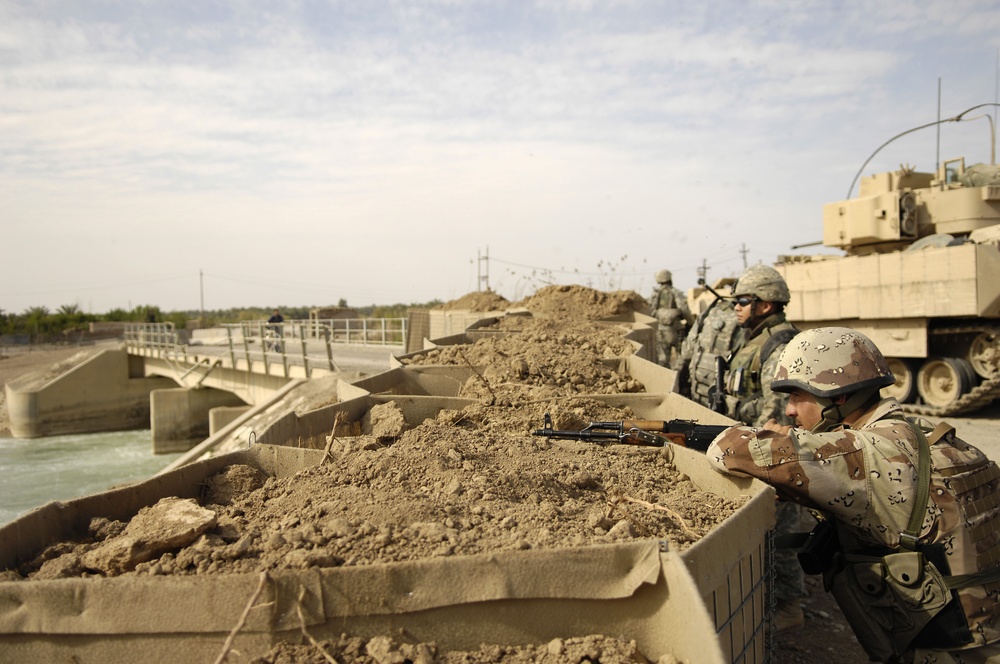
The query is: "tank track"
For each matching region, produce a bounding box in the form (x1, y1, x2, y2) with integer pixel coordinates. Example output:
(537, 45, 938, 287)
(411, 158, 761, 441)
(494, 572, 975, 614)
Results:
(902, 324, 1000, 417)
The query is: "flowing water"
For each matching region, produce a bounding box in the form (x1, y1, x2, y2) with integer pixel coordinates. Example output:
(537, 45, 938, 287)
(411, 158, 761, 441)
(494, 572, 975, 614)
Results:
(0, 430, 183, 526)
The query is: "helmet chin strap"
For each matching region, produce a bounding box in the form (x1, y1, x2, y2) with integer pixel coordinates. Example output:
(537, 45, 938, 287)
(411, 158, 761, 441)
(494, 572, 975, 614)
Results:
(810, 388, 879, 433)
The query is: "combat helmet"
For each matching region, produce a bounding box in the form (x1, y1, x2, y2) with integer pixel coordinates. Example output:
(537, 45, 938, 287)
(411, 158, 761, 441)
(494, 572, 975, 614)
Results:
(733, 265, 790, 304)
(771, 327, 895, 431)
(655, 269, 673, 284)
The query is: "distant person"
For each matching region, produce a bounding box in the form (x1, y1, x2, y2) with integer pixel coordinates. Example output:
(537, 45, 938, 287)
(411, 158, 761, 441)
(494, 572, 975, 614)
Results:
(648, 269, 693, 368)
(266, 309, 284, 351)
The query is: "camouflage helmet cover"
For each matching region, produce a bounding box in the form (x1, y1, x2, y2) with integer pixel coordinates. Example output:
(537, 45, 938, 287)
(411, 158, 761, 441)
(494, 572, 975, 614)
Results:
(733, 264, 790, 303)
(655, 269, 672, 284)
(771, 327, 895, 398)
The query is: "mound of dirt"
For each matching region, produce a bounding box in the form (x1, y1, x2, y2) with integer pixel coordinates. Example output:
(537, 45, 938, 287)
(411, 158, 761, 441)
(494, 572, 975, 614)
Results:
(11, 394, 741, 579)
(436, 290, 511, 312)
(401, 317, 642, 402)
(252, 633, 665, 664)
(513, 285, 648, 320)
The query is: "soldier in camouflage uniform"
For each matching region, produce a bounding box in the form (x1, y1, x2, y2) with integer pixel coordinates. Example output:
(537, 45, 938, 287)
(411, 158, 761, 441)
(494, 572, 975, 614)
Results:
(724, 264, 799, 426)
(723, 264, 806, 632)
(648, 269, 694, 368)
(677, 281, 739, 410)
(707, 327, 1000, 662)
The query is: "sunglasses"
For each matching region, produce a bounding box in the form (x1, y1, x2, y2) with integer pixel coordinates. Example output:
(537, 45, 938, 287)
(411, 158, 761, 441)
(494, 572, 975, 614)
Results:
(732, 296, 755, 308)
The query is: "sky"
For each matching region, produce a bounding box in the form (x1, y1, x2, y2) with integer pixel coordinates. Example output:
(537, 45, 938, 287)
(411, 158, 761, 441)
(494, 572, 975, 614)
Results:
(2, 0, 1000, 315)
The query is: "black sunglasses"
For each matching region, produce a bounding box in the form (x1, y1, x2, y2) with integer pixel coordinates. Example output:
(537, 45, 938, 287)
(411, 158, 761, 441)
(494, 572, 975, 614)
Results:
(732, 296, 755, 308)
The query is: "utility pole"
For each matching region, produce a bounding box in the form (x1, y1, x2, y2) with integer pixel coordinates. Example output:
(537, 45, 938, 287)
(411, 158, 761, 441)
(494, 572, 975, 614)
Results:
(697, 259, 709, 284)
(740, 244, 750, 270)
(200, 269, 205, 322)
(477, 246, 490, 292)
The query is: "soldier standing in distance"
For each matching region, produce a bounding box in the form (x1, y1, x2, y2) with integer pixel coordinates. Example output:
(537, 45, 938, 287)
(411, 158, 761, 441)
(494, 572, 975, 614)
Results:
(648, 269, 693, 368)
(724, 264, 806, 633)
(707, 327, 1000, 663)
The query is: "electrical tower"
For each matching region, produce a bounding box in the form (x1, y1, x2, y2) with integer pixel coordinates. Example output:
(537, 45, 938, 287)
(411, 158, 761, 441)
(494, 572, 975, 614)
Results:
(477, 246, 490, 292)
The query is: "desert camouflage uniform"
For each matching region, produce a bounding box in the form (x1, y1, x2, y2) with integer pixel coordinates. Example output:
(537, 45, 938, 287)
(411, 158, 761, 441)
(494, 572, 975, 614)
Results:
(678, 298, 740, 409)
(649, 284, 693, 367)
(707, 397, 1000, 660)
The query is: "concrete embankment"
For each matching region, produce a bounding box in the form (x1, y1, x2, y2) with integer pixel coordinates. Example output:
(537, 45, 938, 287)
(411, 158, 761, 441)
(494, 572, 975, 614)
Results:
(5, 348, 177, 439)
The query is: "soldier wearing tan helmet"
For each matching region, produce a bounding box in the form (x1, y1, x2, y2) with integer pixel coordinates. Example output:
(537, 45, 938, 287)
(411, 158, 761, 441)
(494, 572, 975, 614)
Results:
(708, 327, 1000, 662)
(724, 264, 798, 425)
(648, 269, 693, 367)
(722, 264, 806, 632)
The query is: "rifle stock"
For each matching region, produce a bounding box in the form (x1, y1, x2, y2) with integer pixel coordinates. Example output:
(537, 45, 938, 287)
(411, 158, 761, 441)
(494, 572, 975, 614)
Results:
(532, 414, 729, 452)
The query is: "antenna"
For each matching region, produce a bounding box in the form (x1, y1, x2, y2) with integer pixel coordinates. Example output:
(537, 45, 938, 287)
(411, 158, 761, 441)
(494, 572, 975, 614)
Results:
(936, 78, 941, 171)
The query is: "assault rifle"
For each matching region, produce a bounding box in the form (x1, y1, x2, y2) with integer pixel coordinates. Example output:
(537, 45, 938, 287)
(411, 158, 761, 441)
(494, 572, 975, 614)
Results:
(708, 355, 729, 415)
(531, 413, 729, 452)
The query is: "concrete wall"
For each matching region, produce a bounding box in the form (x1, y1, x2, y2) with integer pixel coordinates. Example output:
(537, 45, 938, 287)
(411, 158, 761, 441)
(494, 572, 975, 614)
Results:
(5, 349, 177, 438)
(151, 387, 248, 453)
(209, 406, 252, 436)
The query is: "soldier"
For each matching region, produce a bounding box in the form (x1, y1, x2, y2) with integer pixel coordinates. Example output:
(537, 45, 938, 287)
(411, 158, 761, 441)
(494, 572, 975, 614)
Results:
(648, 269, 693, 367)
(676, 278, 739, 411)
(722, 264, 806, 632)
(707, 327, 1000, 662)
(724, 264, 799, 425)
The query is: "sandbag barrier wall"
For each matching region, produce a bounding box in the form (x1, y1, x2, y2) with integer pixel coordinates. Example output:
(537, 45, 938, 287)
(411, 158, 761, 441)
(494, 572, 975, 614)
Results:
(0, 444, 773, 664)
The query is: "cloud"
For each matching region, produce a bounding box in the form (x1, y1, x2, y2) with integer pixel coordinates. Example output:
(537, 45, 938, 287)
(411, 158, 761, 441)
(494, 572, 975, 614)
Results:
(2, 1, 999, 313)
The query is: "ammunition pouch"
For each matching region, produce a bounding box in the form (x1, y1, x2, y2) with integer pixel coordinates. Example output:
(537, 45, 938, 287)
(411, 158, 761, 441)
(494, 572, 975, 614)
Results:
(828, 546, 971, 663)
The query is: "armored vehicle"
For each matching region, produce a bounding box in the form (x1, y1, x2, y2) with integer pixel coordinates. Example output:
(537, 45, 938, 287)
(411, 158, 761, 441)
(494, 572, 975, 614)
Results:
(776, 153, 1000, 416)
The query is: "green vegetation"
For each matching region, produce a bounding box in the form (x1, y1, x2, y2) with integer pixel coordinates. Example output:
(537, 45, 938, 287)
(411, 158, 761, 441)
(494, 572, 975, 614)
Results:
(0, 300, 444, 343)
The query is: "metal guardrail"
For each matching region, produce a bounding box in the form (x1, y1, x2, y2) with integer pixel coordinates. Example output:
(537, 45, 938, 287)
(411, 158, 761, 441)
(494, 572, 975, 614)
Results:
(123, 322, 336, 379)
(123, 318, 405, 380)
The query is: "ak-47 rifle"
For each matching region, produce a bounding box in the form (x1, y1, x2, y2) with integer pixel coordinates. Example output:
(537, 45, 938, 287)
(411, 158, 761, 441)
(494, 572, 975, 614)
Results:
(531, 413, 729, 452)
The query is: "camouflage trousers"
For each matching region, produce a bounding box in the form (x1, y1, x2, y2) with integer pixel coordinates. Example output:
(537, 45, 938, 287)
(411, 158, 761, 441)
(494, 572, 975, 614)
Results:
(655, 329, 681, 367)
(772, 500, 807, 604)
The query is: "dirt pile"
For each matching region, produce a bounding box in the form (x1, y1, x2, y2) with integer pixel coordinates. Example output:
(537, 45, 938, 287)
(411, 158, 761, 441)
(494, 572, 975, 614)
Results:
(8, 394, 741, 580)
(252, 633, 665, 664)
(402, 317, 642, 402)
(436, 290, 511, 312)
(513, 285, 648, 320)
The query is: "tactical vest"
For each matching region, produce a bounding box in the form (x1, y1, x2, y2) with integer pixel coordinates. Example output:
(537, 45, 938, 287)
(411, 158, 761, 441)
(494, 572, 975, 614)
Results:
(724, 314, 797, 422)
(795, 420, 1000, 662)
(688, 306, 739, 408)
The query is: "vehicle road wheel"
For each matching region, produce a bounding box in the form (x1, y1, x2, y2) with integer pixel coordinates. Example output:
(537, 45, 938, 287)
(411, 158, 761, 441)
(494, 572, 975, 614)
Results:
(917, 358, 973, 408)
(968, 331, 999, 379)
(882, 358, 918, 403)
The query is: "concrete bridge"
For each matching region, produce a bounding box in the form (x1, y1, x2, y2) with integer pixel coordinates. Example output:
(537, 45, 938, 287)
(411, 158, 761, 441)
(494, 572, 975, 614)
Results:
(4, 320, 404, 452)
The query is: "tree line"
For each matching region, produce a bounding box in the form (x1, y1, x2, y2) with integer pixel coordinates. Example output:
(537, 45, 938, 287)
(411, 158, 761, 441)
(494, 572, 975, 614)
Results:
(0, 299, 444, 343)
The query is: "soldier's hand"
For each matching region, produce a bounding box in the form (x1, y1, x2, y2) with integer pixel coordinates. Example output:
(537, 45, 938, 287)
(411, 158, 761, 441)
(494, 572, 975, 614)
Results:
(761, 419, 792, 435)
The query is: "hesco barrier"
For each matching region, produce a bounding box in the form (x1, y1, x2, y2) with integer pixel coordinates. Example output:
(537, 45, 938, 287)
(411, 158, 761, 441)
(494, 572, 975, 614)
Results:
(0, 443, 774, 664)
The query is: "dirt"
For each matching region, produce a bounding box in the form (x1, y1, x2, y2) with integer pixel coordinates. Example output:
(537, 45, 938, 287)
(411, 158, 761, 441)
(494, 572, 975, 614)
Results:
(435, 290, 511, 312)
(513, 285, 648, 320)
(253, 633, 664, 664)
(0, 289, 878, 662)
